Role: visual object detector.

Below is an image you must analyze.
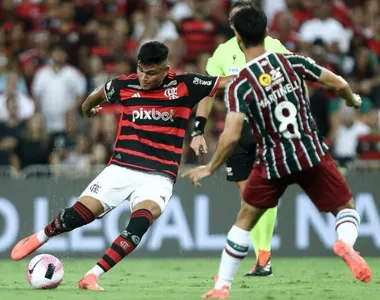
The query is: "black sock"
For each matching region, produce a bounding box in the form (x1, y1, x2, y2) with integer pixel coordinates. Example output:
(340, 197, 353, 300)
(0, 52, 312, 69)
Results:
(97, 209, 153, 272)
(44, 202, 95, 237)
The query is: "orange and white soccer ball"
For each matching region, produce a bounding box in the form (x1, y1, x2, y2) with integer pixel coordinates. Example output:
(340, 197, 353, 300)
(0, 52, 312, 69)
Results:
(26, 254, 64, 289)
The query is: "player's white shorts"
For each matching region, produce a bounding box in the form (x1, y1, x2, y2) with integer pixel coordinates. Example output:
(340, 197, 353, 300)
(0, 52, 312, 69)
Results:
(80, 164, 174, 215)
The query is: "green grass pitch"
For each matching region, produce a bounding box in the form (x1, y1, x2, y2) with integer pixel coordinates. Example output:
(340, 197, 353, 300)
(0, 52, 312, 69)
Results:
(1, 258, 379, 300)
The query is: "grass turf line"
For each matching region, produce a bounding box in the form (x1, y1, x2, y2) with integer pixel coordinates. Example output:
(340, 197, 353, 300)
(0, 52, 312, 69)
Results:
(0, 258, 379, 300)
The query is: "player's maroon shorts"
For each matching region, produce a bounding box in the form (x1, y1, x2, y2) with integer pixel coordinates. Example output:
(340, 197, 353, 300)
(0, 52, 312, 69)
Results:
(242, 153, 352, 212)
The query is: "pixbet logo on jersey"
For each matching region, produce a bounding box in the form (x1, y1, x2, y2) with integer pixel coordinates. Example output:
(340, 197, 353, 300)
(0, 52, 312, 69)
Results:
(132, 108, 175, 122)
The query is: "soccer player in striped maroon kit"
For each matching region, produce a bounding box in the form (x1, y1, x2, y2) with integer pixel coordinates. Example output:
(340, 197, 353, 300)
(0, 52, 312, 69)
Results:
(183, 7, 371, 299)
(10, 41, 233, 291)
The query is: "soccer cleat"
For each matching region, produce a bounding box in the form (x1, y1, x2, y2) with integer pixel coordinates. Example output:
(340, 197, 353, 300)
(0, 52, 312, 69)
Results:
(244, 250, 272, 277)
(201, 285, 230, 299)
(243, 261, 257, 276)
(333, 240, 371, 283)
(244, 260, 272, 277)
(11, 233, 44, 260)
(78, 274, 104, 291)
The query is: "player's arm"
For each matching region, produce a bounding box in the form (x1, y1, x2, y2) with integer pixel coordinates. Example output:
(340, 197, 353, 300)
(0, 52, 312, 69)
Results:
(191, 75, 234, 136)
(318, 69, 361, 108)
(206, 78, 248, 173)
(81, 86, 105, 118)
(182, 112, 245, 186)
(82, 77, 120, 118)
(195, 96, 214, 120)
(190, 47, 229, 154)
(217, 75, 235, 89)
(183, 79, 250, 186)
(207, 112, 245, 173)
(186, 64, 229, 156)
(194, 48, 226, 121)
(194, 72, 234, 122)
(287, 54, 362, 108)
(190, 96, 214, 155)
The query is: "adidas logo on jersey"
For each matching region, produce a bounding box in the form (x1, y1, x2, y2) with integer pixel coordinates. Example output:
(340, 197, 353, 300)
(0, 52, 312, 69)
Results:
(163, 80, 177, 88)
(132, 93, 141, 98)
(132, 108, 175, 122)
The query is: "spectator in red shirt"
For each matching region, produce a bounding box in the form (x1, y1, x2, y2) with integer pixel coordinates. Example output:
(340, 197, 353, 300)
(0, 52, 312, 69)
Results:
(178, 0, 224, 63)
(15, 0, 46, 31)
(88, 21, 112, 60)
(270, 0, 312, 32)
(271, 12, 300, 52)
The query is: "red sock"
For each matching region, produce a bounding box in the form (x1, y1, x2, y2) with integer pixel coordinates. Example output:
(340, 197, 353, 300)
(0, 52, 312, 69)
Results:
(97, 209, 153, 272)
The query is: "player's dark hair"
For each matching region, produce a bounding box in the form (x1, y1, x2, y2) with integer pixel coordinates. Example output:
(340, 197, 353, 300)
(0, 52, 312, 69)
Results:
(229, 0, 256, 12)
(231, 6, 267, 47)
(137, 41, 169, 66)
(229, 0, 255, 23)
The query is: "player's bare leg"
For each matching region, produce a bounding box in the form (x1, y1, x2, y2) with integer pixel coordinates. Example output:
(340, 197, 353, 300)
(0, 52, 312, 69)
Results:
(11, 196, 102, 261)
(202, 202, 266, 299)
(79, 200, 161, 291)
(331, 198, 371, 282)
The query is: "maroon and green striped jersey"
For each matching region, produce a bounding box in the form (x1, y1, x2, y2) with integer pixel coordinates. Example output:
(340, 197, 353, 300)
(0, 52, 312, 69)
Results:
(226, 52, 329, 179)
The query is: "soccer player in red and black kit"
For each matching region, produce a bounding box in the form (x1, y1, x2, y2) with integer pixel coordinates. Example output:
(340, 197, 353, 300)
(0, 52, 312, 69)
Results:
(183, 7, 371, 299)
(10, 41, 233, 291)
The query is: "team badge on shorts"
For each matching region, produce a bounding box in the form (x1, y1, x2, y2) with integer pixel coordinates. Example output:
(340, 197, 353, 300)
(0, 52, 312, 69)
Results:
(89, 182, 101, 194)
(226, 167, 233, 176)
(259, 73, 272, 87)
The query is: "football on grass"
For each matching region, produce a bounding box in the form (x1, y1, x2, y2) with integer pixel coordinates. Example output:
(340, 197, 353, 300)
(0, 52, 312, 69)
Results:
(26, 254, 64, 289)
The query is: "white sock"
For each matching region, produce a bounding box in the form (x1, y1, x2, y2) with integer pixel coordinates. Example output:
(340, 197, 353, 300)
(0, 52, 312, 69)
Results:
(335, 209, 360, 247)
(215, 225, 250, 289)
(86, 265, 105, 279)
(36, 229, 49, 243)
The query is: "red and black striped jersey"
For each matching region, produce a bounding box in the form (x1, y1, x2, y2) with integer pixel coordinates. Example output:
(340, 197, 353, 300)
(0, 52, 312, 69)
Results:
(104, 71, 220, 179)
(226, 52, 329, 179)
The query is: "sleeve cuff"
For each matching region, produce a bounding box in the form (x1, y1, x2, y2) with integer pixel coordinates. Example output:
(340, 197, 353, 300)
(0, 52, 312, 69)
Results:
(209, 76, 221, 97)
(103, 86, 112, 103)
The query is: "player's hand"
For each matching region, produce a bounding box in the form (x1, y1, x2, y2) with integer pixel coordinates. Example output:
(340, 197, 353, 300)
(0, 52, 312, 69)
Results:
(84, 105, 102, 118)
(181, 165, 211, 187)
(347, 94, 362, 109)
(190, 135, 208, 156)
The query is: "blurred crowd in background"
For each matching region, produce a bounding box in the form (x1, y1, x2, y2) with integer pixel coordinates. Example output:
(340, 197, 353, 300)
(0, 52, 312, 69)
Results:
(1, 0, 380, 178)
